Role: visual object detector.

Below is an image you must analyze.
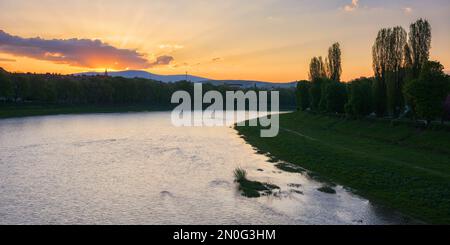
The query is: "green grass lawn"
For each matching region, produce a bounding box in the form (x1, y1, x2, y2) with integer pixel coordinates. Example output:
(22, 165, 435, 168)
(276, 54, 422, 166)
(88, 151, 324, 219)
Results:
(0, 104, 173, 119)
(236, 112, 450, 224)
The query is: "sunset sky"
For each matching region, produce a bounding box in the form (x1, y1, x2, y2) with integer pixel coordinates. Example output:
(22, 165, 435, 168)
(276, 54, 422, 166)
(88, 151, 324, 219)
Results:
(0, 0, 449, 82)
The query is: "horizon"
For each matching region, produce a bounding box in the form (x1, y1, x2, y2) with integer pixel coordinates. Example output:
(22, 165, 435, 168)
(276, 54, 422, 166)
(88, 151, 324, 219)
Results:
(0, 0, 449, 82)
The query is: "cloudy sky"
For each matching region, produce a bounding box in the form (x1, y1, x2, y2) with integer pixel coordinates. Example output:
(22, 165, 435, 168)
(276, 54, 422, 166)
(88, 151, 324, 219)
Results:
(0, 0, 449, 82)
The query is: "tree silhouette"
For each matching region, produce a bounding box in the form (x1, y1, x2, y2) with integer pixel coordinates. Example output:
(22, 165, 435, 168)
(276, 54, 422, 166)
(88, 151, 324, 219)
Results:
(320, 81, 347, 113)
(444, 94, 450, 122)
(309, 77, 329, 111)
(326, 43, 342, 82)
(0, 68, 298, 109)
(403, 44, 413, 70)
(309, 56, 327, 81)
(408, 19, 432, 78)
(345, 78, 374, 117)
(0, 68, 13, 101)
(372, 26, 407, 116)
(372, 28, 389, 116)
(296, 80, 311, 111)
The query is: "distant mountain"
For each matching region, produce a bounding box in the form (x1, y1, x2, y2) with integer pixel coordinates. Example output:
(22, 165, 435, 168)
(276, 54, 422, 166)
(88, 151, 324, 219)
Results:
(75, 70, 208, 83)
(74, 70, 297, 89)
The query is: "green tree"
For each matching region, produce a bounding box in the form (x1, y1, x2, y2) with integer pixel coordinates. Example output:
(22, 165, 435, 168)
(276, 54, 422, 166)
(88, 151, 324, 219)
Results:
(309, 56, 327, 81)
(402, 43, 415, 94)
(42, 79, 57, 103)
(296, 80, 311, 111)
(13, 75, 31, 102)
(372, 77, 387, 117)
(278, 88, 297, 109)
(345, 78, 374, 117)
(372, 26, 409, 116)
(55, 77, 81, 104)
(409, 19, 432, 78)
(403, 61, 449, 124)
(372, 26, 407, 116)
(372, 28, 389, 116)
(326, 42, 342, 82)
(309, 77, 330, 111)
(0, 67, 299, 109)
(443, 91, 450, 122)
(0, 67, 13, 101)
(320, 81, 347, 113)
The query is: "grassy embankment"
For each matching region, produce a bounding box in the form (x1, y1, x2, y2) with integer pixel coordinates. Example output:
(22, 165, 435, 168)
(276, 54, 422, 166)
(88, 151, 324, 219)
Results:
(236, 111, 450, 224)
(0, 104, 174, 119)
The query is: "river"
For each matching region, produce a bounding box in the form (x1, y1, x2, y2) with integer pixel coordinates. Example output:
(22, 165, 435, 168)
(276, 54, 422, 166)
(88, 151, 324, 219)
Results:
(0, 112, 411, 224)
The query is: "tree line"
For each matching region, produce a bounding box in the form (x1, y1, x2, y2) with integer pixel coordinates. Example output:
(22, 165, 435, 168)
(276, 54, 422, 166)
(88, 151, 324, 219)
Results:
(296, 19, 450, 123)
(0, 68, 297, 109)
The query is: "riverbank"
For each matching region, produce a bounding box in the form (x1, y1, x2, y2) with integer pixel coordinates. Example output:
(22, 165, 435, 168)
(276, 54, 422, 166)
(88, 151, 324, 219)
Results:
(235, 112, 450, 224)
(0, 104, 174, 119)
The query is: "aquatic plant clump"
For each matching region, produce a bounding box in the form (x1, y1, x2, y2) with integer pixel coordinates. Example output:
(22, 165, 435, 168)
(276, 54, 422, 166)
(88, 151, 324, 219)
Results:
(234, 168, 280, 198)
(275, 162, 306, 173)
(234, 168, 247, 182)
(317, 185, 337, 194)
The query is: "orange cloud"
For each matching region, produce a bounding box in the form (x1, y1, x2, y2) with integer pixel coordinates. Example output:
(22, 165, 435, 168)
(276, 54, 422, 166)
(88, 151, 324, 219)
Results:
(403, 7, 413, 15)
(0, 30, 173, 70)
(344, 0, 359, 12)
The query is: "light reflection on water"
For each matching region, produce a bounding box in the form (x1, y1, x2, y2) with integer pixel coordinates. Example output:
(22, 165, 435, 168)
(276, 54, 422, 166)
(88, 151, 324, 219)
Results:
(0, 112, 412, 224)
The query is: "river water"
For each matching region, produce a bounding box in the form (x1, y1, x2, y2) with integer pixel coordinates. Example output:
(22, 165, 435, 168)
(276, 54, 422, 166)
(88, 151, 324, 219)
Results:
(0, 112, 411, 224)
